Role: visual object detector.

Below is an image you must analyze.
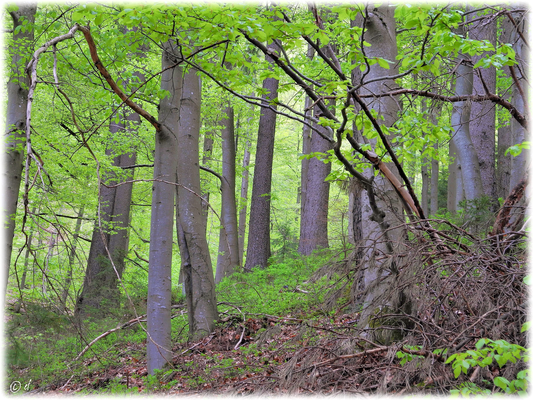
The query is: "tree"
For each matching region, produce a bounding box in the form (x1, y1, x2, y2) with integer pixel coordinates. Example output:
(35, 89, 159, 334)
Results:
(215, 99, 240, 283)
(146, 40, 181, 374)
(298, 103, 332, 255)
(470, 11, 497, 205)
(351, 5, 408, 335)
(4, 3, 37, 297)
(450, 22, 484, 202)
(509, 10, 528, 191)
(244, 38, 280, 271)
(175, 65, 218, 339)
(298, 23, 333, 256)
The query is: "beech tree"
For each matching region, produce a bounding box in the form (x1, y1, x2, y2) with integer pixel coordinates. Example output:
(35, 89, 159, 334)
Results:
(4, 3, 37, 296)
(176, 65, 218, 339)
(244, 38, 281, 271)
(215, 99, 240, 283)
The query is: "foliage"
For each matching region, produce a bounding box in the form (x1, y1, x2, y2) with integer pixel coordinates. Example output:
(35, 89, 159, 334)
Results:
(216, 252, 333, 316)
(446, 338, 530, 395)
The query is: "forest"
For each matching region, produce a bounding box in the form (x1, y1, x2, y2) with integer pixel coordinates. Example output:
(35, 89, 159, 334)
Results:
(3, 2, 530, 396)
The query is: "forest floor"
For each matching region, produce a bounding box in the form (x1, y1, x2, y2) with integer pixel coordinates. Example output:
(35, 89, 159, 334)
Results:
(10, 304, 434, 396)
(7, 235, 528, 396)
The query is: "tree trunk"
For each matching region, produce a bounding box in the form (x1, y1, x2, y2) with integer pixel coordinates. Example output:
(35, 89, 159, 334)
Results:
(76, 147, 119, 316)
(298, 104, 332, 255)
(215, 103, 240, 283)
(61, 206, 85, 309)
(244, 39, 280, 271)
(4, 4, 37, 297)
(421, 154, 429, 217)
(430, 142, 439, 215)
(76, 109, 138, 316)
(176, 67, 218, 340)
(353, 6, 406, 341)
(451, 23, 484, 202)
(298, 43, 315, 210)
(238, 140, 251, 265)
(147, 41, 181, 374)
(447, 140, 458, 213)
(200, 90, 213, 234)
(496, 16, 514, 200)
(509, 12, 529, 190)
(470, 13, 497, 206)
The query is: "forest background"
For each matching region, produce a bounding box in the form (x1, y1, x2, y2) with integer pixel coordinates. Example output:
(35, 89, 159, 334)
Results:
(2, 1, 530, 395)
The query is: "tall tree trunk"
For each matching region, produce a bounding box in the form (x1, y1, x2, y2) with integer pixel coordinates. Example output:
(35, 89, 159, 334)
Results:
(147, 41, 181, 374)
(496, 15, 515, 200)
(421, 154, 429, 217)
(4, 4, 37, 297)
(298, 104, 332, 255)
(470, 13, 497, 206)
(509, 12, 529, 190)
(299, 96, 313, 209)
(244, 39, 280, 271)
(451, 23, 484, 202)
(176, 67, 218, 340)
(238, 140, 251, 264)
(215, 103, 240, 283)
(353, 6, 406, 340)
(76, 110, 138, 316)
(298, 43, 315, 210)
(200, 90, 213, 234)
(430, 142, 439, 215)
(76, 146, 119, 316)
(61, 206, 85, 309)
(447, 141, 458, 213)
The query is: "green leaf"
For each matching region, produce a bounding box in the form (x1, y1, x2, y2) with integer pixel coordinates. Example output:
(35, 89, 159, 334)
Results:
(376, 58, 390, 69)
(446, 354, 457, 364)
(94, 12, 104, 25)
(494, 376, 510, 391)
(481, 356, 493, 367)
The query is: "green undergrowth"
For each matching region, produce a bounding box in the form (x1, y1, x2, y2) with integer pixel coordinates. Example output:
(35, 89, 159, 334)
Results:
(6, 304, 148, 392)
(6, 251, 340, 393)
(216, 251, 338, 317)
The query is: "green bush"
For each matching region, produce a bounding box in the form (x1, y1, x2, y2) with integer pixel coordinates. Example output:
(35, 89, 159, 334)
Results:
(446, 338, 529, 395)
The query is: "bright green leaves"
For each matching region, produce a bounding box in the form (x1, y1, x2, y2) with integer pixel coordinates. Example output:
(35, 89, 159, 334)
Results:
(446, 338, 530, 394)
(506, 141, 530, 157)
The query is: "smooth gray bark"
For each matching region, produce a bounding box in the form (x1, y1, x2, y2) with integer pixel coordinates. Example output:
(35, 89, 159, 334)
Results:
(450, 24, 484, 202)
(244, 39, 280, 271)
(200, 126, 214, 233)
(238, 140, 251, 264)
(176, 67, 218, 339)
(4, 4, 37, 296)
(298, 104, 332, 255)
(215, 104, 240, 283)
(61, 207, 85, 308)
(421, 155, 429, 217)
(353, 7, 405, 338)
(447, 141, 458, 213)
(147, 41, 181, 374)
(430, 142, 439, 215)
(470, 14, 497, 204)
(496, 16, 515, 199)
(509, 13, 529, 190)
